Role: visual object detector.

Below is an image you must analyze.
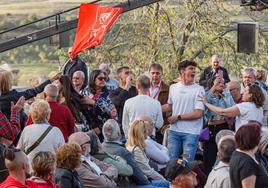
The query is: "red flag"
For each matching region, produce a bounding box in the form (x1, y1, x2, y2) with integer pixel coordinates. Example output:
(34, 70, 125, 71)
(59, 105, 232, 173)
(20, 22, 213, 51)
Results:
(71, 4, 123, 58)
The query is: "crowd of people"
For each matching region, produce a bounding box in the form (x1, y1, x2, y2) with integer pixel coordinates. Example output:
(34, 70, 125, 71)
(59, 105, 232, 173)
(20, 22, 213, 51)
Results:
(0, 49, 268, 188)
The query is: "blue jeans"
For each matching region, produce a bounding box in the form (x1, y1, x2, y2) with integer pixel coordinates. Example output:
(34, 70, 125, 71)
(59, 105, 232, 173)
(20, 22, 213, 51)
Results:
(134, 180, 170, 188)
(168, 130, 199, 161)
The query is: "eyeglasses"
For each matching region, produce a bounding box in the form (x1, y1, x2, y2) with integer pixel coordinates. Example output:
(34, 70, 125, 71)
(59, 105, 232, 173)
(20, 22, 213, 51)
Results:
(81, 140, 91, 146)
(229, 88, 238, 92)
(72, 77, 80, 80)
(97, 77, 106, 81)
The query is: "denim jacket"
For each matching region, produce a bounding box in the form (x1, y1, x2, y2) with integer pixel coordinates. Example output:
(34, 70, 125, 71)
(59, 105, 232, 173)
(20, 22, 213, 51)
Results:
(205, 88, 235, 121)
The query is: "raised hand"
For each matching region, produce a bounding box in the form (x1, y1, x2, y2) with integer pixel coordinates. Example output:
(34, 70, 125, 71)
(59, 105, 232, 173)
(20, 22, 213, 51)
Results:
(11, 96, 25, 112)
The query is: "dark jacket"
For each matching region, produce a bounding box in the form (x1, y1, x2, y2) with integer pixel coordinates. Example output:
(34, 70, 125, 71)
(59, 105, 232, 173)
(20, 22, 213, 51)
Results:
(53, 168, 84, 188)
(199, 66, 230, 88)
(62, 56, 88, 85)
(157, 82, 169, 126)
(0, 79, 51, 120)
(102, 141, 150, 185)
(109, 86, 137, 124)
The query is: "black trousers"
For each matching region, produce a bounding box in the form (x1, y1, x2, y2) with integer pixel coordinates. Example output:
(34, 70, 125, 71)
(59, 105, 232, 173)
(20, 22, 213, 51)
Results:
(203, 123, 229, 175)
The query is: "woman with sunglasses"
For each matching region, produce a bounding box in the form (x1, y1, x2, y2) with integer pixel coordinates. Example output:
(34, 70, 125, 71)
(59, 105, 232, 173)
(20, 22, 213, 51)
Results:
(87, 70, 113, 142)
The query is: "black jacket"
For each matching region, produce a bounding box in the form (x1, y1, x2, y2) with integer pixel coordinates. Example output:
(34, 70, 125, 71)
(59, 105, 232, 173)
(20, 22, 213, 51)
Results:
(54, 168, 84, 188)
(62, 56, 88, 85)
(109, 86, 137, 124)
(199, 66, 230, 88)
(0, 79, 51, 120)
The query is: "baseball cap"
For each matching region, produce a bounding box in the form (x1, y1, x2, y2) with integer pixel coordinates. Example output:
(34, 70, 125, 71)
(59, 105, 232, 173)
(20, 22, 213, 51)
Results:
(165, 159, 198, 182)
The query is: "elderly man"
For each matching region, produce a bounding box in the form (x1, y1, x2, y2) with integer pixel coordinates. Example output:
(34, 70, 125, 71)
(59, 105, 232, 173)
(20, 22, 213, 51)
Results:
(241, 67, 268, 126)
(136, 115, 169, 171)
(61, 47, 88, 85)
(99, 63, 119, 92)
(72, 71, 89, 95)
(109, 66, 137, 125)
(226, 81, 243, 104)
(0, 149, 29, 187)
(205, 137, 236, 188)
(102, 119, 151, 186)
(69, 132, 118, 188)
(199, 54, 230, 88)
(26, 84, 75, 142)
(122, 75, 163, 138)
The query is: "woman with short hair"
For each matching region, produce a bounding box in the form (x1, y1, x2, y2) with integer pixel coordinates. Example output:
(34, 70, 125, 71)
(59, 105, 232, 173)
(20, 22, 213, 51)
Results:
(26, 151, 58, 188)
(200, 84, 265, 130)
(17, 100, 64, 171)
(229, 123, 268, 188)
(53, 143, 84, 188)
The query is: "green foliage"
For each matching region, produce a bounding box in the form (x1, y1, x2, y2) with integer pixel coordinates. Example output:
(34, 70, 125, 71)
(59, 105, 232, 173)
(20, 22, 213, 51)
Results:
(1, 0, 268, 84)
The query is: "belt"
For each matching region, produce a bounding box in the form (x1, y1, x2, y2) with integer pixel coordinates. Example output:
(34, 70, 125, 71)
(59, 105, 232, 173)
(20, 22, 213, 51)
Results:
(208, 119, 226, 126)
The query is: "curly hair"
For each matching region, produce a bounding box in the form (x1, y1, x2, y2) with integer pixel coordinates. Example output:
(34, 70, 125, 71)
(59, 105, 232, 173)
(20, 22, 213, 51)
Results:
(32, 151, 56, 179)
(248, 84, 265, 108)
(56, 143, 81, 170)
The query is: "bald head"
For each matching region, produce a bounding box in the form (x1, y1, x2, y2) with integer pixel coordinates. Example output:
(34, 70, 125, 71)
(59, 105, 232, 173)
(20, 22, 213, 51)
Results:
(227, 81, 241, 90)
(68, 132, 90, 145)
(44, 84, 59, 101)
(226, 80, 241, 103)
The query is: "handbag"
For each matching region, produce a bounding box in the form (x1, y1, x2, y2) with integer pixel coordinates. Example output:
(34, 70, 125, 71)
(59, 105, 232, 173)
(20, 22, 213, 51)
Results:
(199, 127, 210, 142)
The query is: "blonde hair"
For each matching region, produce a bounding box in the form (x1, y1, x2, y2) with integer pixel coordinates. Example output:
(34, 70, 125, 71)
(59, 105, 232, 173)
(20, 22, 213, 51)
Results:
(126, 120, 148, 148)
(0, 71, 12, 95)
(29, 99, 51, 123)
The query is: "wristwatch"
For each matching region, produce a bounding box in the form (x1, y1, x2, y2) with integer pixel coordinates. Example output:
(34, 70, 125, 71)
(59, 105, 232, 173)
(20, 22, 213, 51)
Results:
(177, 115, 182, 120)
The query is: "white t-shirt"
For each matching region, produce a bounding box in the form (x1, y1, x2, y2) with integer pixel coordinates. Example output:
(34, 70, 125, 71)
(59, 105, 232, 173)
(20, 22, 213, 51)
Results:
(122, 95, 163, 137)
(235, 102, 263, 131)
(168, 83, 205, 135)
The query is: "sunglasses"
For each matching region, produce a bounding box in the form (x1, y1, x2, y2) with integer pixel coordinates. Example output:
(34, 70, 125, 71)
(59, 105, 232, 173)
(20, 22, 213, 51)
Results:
(97, 77, 106, 81)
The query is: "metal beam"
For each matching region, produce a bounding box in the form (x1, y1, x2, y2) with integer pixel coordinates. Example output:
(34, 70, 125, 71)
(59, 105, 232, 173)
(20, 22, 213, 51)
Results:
(0, 0, 163, 53)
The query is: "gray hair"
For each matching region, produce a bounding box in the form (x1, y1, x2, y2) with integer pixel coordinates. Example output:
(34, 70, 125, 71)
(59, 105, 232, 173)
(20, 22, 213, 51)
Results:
(215, 129, 235, 146)
(136, 75, 150, 90)
(259, 127, 268, 154)
(102, 119, 121, 142)
(241, 67, 257, 77)
(218, 138, 235, 163)
(44, 84, 59, 100)
(73, 71, 85, 79)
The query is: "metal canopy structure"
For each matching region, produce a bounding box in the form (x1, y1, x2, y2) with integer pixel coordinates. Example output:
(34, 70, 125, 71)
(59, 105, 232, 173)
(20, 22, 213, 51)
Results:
(0, 0, 163, 53)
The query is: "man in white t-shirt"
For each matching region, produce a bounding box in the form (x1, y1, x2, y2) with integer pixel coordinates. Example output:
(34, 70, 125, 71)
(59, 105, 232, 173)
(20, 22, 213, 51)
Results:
(163, 60, 205, 162)
(122, 75, 163, 138)
(241, 67, 268, 126)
